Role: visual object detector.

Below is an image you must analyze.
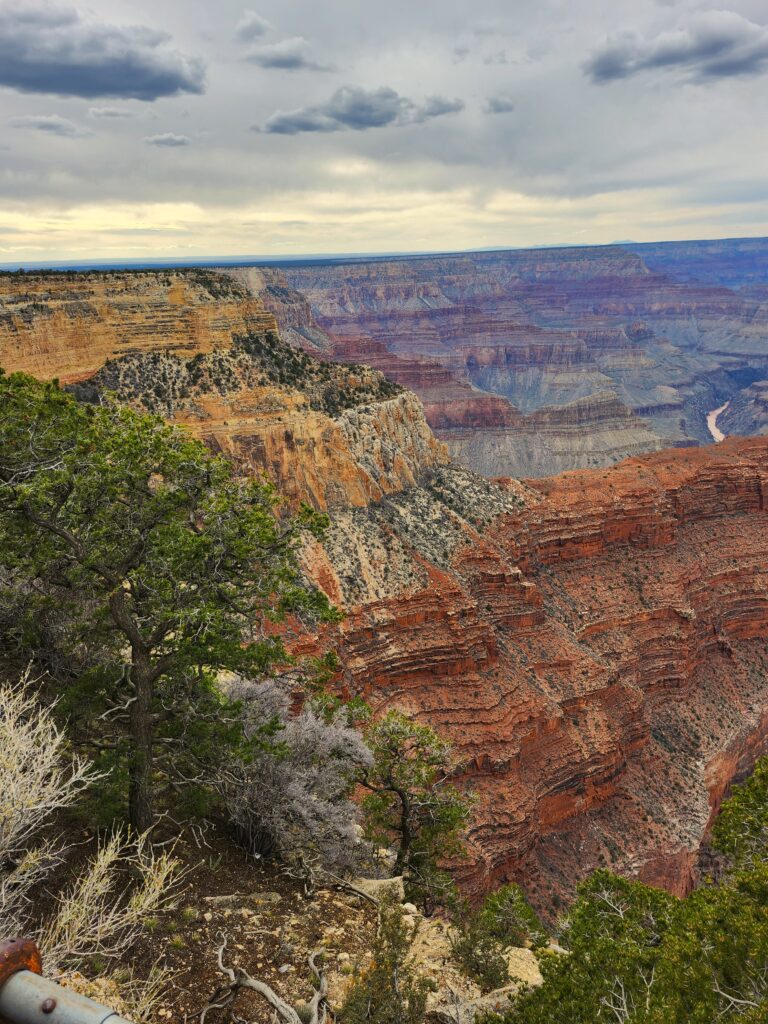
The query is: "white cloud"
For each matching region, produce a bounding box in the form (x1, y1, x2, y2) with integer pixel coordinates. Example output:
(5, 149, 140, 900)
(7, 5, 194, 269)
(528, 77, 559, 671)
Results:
(485, 94, 515, 114)
(145, 132, 192, 147)
(235, 9, 271, 42)
(0, 1, 205, 100)
(88, 107, 134, 119)
(244, 36, 331, 71)
(261, 86, 464, 134)
(9, 114, 91, 137)
(586, 10, 768, 83)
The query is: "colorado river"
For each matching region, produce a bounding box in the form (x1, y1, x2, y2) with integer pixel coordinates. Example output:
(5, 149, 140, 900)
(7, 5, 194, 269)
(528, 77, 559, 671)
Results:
(706, 401, 730, 443)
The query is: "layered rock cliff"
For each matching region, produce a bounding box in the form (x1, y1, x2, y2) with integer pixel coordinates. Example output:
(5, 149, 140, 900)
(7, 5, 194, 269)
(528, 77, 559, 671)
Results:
(324, 336, 666, 476)
(222, 266, 334, 354)
(3, 269, 768, 917)
(309, 439, 768, 911)
(276, 244, 768, 477)
(720, 380, 768, 437)
(0, 269, 277, 382)
(443, 390, 671, 477)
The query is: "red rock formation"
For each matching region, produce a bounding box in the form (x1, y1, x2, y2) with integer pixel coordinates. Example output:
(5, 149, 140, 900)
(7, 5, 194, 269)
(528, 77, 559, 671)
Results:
(330, 333, 520, 430)
(307, 438, 768, 910)
(4, 269, 768, 915)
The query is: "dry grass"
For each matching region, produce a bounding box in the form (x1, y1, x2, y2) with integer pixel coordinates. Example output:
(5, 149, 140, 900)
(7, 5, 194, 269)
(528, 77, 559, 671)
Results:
(0, 672, 182, 1018)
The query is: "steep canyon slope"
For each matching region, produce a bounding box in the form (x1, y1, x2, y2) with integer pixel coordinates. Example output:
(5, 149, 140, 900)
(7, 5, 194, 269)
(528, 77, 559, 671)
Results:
(270, 240, 768, 478)
(2, 269, 768, 914)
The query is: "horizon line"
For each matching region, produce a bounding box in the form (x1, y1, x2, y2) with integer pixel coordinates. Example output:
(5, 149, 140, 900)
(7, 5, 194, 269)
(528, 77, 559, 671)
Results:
(2, 232, 768, 273)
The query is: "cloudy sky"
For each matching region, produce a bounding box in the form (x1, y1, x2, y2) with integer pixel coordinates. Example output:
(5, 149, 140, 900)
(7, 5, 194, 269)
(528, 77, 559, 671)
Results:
(1, 0, 768, 261)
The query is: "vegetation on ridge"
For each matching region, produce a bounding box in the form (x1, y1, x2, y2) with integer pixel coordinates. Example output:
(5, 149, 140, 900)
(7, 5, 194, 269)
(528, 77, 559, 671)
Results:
(361, 711, 472, 912)
(0, 672, 180, 1019)
(72, 328, 402, 420)
(339, 891, 436, 1024)
(2, 355, 768, 1023)
(236, 330, 402, 415)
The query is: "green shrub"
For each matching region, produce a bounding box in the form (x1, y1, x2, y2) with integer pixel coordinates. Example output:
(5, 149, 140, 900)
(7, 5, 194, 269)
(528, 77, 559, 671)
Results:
(451, 910, 510, 993)
(478, 885, 548, 951)
(340, 893, 436, 1024)
(361, 711, 472, 913)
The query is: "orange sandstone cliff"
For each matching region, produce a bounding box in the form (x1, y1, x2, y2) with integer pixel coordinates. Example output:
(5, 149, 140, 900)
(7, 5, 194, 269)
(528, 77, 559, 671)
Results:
(0, 269, 277, 383)
(2, 270, 767, 912)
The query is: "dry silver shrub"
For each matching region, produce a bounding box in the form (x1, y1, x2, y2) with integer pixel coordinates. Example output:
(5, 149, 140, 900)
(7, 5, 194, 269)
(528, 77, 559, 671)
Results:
(0, 672, 180, 1017)
(0, 670, 95, 939)
(217, 678, 373, 878)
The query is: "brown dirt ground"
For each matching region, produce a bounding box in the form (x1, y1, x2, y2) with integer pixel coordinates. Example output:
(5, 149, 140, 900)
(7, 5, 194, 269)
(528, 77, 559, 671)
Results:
(42, 822, 376, 1024)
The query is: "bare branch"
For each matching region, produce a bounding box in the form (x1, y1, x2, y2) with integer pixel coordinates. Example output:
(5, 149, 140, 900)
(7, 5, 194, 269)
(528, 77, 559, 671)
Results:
(201, 936, 329, 1024)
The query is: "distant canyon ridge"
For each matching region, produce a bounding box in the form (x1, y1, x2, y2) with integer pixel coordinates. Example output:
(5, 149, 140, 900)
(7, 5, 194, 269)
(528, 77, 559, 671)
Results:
(227, 236, 768, 478)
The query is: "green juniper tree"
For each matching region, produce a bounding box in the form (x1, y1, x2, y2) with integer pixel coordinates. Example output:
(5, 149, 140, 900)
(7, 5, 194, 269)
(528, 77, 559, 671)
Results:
(0, 371, 337, 831)
(450, 884, 548, 993)
(450, 906, 510, 993)
(477, 884, 548, 951)
(361, 711, 471, 911)
(712, 756, 768, 869)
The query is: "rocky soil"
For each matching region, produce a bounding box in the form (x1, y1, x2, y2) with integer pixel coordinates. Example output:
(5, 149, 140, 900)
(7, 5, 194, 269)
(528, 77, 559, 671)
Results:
(51, 826, 539, 1024)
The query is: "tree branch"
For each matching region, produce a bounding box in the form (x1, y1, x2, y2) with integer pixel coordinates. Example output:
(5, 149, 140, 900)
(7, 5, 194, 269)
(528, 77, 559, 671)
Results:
(201, 935, 329, 1024)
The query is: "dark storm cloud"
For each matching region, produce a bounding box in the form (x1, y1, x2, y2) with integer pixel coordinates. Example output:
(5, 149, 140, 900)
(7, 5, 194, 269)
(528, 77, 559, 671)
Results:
(144, 132, 192, 146)
(9, 114, 91, 137)
(260, 85, 464, 135)
(234, 9, 271, 42)
(0, 2, 206, 100)
(586, 10, 768, 83)
(485, 94, 515, 113)
(244, 37, 331, 71)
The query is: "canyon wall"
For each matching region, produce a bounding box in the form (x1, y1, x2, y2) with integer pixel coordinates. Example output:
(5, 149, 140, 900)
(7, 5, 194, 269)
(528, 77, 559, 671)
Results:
(310, 438, 768, 910)
(3, 270, 768, 914)
(721, 380, 768, 437)
(444, 391, 670, 477)
(0, 269, 277, 382)
(272, 243, 768, 477)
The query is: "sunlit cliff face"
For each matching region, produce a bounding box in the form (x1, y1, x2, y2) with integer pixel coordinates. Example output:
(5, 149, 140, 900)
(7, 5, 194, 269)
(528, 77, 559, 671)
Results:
(2, 0, 768, 263)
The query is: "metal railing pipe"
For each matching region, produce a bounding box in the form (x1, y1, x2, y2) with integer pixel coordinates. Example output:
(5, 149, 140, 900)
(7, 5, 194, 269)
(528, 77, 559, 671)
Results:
(0, 940, 133, 1024)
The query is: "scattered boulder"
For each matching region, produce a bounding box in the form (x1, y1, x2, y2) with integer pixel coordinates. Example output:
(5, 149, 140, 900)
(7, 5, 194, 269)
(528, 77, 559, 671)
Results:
(350, 875, 405, 902)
